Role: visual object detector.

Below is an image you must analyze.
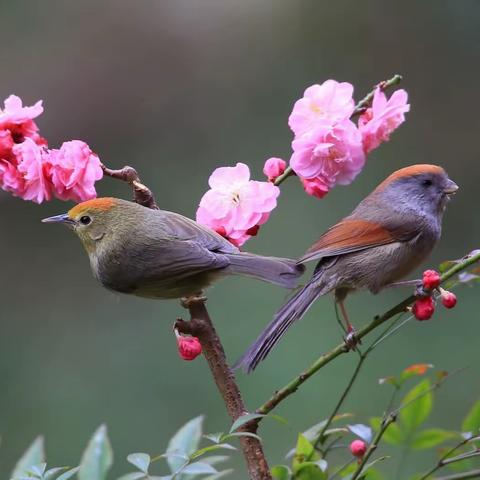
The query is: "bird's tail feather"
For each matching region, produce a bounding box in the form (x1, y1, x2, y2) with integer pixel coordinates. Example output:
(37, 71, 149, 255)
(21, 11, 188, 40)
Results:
(225, 252, 305, 289)
(234, 282, 322, 373)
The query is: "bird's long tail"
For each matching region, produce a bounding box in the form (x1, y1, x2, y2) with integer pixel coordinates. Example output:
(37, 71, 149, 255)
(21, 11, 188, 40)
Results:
(234, 280, 327, 373)
(225, 252, 305, 289)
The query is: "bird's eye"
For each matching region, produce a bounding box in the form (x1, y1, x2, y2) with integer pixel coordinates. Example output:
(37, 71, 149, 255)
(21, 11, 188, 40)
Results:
(423, 179, 433, 187)
(80, 215, 91, 225)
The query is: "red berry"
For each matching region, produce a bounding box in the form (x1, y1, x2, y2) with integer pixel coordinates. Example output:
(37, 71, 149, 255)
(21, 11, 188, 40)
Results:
(422, 269, 441, 290)
(412, 296, 435, 321)
(177, 336, 202, 361)
(441, 290, 457, 309)
(350, 439, 367, 458)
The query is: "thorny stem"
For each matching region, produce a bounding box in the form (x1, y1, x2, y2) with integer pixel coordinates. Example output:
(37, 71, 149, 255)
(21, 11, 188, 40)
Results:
(256, 250, 480, 417)
(273, 74, 403, 187)
(419, 435, 480, 480)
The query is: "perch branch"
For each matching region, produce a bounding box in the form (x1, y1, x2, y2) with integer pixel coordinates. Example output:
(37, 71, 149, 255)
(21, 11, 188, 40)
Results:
(256, 249, 480, 417)
(175, 299, 271, 480)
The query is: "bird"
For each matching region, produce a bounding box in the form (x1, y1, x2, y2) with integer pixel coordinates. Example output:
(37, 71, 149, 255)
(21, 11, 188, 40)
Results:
(42, 197, 305, 299)
(235, 164, 458, 373)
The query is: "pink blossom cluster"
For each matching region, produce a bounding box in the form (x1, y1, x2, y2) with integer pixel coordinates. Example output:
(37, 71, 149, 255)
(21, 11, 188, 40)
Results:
(0, 95, 103, 203)
(196, 163, 279, 246)
(267, 80, 410, 198)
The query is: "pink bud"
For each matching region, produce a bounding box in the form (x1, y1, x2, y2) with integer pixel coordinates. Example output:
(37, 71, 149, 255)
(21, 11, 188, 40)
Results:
(177, 335, 202, 361)
(263, 157, 286, 182)
(440, 290, 457, 309)
(245, 225, 260, 236)
(422, 269, 441, 290)
(349, 439, 367, 458)
(300, 176, 330, 199)
(412, 296, 435, 321)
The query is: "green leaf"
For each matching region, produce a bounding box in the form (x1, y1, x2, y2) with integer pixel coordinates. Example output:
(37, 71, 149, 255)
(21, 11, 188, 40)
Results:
(78, 424, 113, 480)
(370, 418, 404, 446)
(271, 465, 291, 480)
(221, 432, 262, 442)
(191, 444, 236, 459)
(56, 467, 80, 480)
(462, 399, 480, 434)
(180, 462, 217, 475)
(357, 467, 385, 480)
(294, 463, 327, 480)
(197, 455, 229, 466)
(203, 470, 233, 480)
(295, 434, 314, 460)
(358, 456, 389, 478)
(204, 433, 224, 444)
(410, 429, 459, 450)
(116, 473, 147, 480)
(127, 453, 150, 473)
(166, 415, 204, 474)
(229, 413, 265, 433)
(399, 379, 433, 434)
(11, 437, 45, 479)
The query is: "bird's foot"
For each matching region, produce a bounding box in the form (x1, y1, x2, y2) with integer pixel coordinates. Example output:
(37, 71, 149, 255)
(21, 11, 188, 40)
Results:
(414, 283, 429, 298)
(181, 294, 207, 309)
(344, 325, 362, 350)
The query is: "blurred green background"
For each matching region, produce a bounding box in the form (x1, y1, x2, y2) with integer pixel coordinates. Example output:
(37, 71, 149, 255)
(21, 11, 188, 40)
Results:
(1, 1, 479, 478)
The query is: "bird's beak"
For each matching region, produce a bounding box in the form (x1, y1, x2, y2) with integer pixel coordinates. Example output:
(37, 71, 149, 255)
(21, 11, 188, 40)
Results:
(42, 213, 74, 226)
(443, 179, 459, 195)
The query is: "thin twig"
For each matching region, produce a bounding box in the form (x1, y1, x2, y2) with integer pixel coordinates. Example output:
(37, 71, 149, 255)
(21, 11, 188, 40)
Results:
(419, 435, 480, 480)
(256, 250, 480, 417)
(101, 163, 159, 209)
(434, 470, 480, 480)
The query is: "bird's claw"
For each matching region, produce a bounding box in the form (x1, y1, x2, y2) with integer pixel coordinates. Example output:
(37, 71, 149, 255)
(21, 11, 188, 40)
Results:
(414, 283, 428, 298)
(344, 326, 361, 350)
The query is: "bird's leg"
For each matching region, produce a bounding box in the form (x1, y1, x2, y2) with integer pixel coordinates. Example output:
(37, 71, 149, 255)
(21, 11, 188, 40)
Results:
(337, 297, 361, 350)
(180, 292, 207, 309)
(384, 279, 421, 288)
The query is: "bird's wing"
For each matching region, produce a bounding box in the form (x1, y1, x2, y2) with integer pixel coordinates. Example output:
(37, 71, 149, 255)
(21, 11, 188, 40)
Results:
(159, 210, 239, 254)
(299, 218, 418, 264)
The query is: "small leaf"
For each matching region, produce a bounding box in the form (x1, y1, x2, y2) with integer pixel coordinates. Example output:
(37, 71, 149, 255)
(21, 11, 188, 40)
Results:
(295, 434, 314, 459)
(56, 467, 80, 480)
(44, 466, 70, 480)
(370, 418, 404, 446)
(462, 399, 480, 433)
(378, 376, 398, 386)
(294, 462, 327, 480)
(347, 424, 372, 443)
(116, 473, 147, 480)
(190, 444, 236, 459)
(11, 437, 45, 479)
(203, 470, 233, 480)
(27, 463, 47, 476)
(411, 429, 459, 450)
(166, 415, 204, 474)
(197, 455, 230, 466)
(229, 413, 265, 433)
(180, 462, 218, 475)
(127, 453, 150, 473)
(399, 379, 432, 434)
(78, 424, 113, 480)
(204, 433, 224, 444)
(399, 364, 433, 384)
(222, 432, 262, 442)
(271, 465, 291, 480)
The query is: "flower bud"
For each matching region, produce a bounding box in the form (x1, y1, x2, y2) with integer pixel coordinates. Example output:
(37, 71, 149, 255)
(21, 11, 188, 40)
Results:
(300, 176, 330, 199)
(440, 289, 457, 309)
(263, 157, 286, 182)
(349, 439, 367, 458)
(412, 296, 435, 321)
(177, 335, 202, 361)
(422, 269, 441, 290)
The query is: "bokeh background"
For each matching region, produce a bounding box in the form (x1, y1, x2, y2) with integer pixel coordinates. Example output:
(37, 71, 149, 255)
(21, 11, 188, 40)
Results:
(1, 1, 479, 478)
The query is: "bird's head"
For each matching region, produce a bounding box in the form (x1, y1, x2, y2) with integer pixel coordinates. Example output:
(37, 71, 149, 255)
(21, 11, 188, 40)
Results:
(374, 164, 458, 216)
(42, 197, 126, 254)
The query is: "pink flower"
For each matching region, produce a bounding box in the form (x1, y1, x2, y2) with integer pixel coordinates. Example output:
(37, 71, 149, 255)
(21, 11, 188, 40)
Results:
(0, 95, 46, 147)
(263, 157, 286, 182)
(300, 175, 330, 199)
(11, 138, 52, 203)
(48, 140, 103, 202)
(288, 80, 355, 136)
(359, 88, 410, 153)
(196, 163, 280, 247)
(290, 119, 365, 189)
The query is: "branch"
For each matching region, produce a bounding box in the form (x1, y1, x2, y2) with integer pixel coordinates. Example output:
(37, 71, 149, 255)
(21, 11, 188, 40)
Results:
(419, 435, 480, 480)
(101, 163, 159, 209)
(273, 73, 403, 187)
(175, 299, 271, 480)
(256, 249, 480, 417)
(434, 470, 480, 480)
